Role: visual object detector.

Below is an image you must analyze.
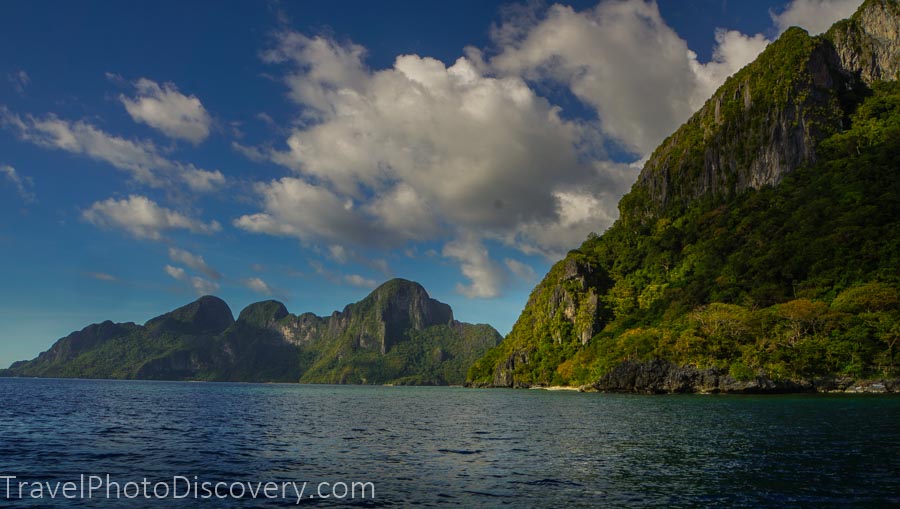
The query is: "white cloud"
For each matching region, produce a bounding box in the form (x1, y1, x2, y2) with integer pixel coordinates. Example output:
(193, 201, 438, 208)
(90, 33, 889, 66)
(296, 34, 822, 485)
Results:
(180, 165, 226, 192)
(505, 258, 537, 283)
(164, 265, 186, 280)
(83, 195, 221, 240)
(120, 78, 212, 144)
(85, 272, 117, 282)
(490, 1, 692, 155)
(343, 274, 377, 288)
(0, 107, 224, 193)
(1, 165, 35, 203)
(164, 264, 220, 296)
(442, 235, 505, 298)
(772, 0, 862, 35)
(235, 2, 855, 298)
(8, 70, 29, 94)
(328, 244, 349, 264)
(168, 247, 221, 280)
(490, 1, 772, 156)
(234, 177, 383, 244)
(243, 277, 274, 296)
(236, 31, 637, 294)
(190, 277, 219, 295)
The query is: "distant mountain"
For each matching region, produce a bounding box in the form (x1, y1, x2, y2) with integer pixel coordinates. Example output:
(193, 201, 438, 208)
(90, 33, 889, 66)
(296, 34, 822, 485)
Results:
(468, 0, 900, 392)
(2, 279, 501, 385)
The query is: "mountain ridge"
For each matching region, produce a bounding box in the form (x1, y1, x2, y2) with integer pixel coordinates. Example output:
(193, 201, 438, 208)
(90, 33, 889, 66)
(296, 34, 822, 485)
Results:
(2, 279, 501, 385)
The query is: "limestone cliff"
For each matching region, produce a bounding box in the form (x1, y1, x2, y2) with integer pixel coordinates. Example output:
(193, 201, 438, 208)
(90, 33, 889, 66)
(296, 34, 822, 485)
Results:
(468, 0, 900, 390)
(622, 0, 900, 221)
(828, 0, 900, 83)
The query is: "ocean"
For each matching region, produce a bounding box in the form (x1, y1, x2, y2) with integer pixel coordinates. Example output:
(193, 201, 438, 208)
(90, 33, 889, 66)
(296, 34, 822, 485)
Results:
(1, 378, 898, 507)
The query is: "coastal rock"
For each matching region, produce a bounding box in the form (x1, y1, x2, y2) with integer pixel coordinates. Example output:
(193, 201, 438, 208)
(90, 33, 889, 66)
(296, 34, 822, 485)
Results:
(237, 300, 289, 328)
(145, 295, 235, 336)
(592, 359, 899, 394)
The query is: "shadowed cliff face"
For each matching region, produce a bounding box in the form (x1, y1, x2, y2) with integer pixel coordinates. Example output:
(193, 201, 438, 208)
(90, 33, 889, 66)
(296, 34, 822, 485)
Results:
(629, 28, 850, 217)
(469, 0, 900, 390)
(274, 279, 454, 354)
(829, 0, 900, 83)
(628, 0, 900, 219)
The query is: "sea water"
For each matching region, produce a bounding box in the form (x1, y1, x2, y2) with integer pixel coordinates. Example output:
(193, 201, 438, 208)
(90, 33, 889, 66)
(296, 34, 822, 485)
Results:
(1, 378, 898, 507)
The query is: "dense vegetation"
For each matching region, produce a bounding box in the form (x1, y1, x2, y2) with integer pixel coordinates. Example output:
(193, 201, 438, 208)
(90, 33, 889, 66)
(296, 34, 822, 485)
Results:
(469, 35, 900, 387)
(299, 323, 501, 385)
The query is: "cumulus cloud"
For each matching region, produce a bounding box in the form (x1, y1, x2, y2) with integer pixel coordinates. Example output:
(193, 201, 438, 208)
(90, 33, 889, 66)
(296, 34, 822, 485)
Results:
(164, 264, 186, 280)
(0, 106, 224, 192)
(164, 264, 220, 295)
(490, 1, 773, 155)
(243, 277, 274, 296)
(1, 164, 35, 203)
(505, 258, 537, 283)
(83, 195, 221, 240)
(234, 177, 382, 244)
(235, 1, 852, 297)
(168, 247, 221, 280)
(120, 78, 212, 144)
(343, 274, 377, 288)
(236, 30, 639, 292)
(772, 0, 862, 35)
(442, 235, 505, 298)
(192, 278, 219, 295)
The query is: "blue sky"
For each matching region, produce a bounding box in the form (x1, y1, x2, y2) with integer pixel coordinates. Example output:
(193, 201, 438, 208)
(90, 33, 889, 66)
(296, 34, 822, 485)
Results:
(0, 0, 862, 367)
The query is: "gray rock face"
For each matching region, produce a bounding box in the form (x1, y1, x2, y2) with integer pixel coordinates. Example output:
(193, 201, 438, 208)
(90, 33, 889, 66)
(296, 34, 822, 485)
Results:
(492, 350, 530, 389)
(631, 2, 900, 217)
(634, 29, 852, 214)
(274, 278, 454, 353)
(829, 0, 900, 84)
(592, 359, 900, 394)
(479, 257, 611, 388)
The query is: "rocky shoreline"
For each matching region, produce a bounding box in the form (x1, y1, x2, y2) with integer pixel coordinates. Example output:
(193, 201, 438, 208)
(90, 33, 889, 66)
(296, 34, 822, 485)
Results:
(466, 359, 900, 394)
(586, 360, 900, 394)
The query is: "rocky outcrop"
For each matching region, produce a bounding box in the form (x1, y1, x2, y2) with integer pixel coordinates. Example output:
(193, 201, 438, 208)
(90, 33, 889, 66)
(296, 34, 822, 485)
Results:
(145, 295, 234, 335)
(592, 359, 900, 394)
(29, 320, 140, 364)
(491, 350, 531, 389)
(630, 27, 854, 217)
(237, 300, 289, 328)
(631, 1, 900, 218)
(470, 256, 612, 388)
(352, 278, 454, 354)
(828, 0, 900, 84)
(269, 278, 454, 353)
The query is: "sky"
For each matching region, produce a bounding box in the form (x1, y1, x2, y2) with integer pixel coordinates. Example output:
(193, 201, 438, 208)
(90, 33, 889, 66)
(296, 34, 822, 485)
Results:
(0, 0, 863, 367)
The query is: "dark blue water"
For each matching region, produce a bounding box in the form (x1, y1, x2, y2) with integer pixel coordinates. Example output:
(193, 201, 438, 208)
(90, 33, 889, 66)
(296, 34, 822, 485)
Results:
(1, 379, 899, 507)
